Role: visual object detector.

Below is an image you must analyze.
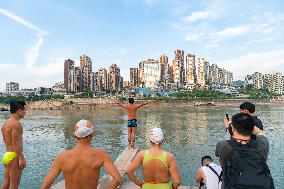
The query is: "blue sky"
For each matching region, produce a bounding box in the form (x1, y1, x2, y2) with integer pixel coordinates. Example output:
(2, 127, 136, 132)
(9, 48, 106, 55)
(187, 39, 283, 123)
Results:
(0, 0, 284, 91)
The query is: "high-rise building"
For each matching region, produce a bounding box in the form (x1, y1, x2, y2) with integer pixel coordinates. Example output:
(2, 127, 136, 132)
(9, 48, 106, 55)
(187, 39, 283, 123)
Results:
(244, 75, 253, 88)
(218, 68, 227, 86)
(98, 68, 108, 93)
(186, 53, 196, 85)
(123, 81, 130, 88)
(160, 54, 169, 84)
(173, 59, 181, 84)
(197, 57, 206, 88)
(168, 65, 174, 84)
(74, 67, 82, 92)
(6, 82, 19, 95)
(227, 71, 234, 86)
(64, 59, 74, 92)
(252, 72, 263, 89)
(210, 64, 219, 86)
(263, 74, 273, 92)
(174, 49, 185, 85)
(109, 64, 121, 92)
(272, 72, 283, 94)
(130, 68, 139, 88)
(204, 61, 210, 85)
(68, 67, 76, 92)
(90, 72, 99, 93)
(80, 55, 92, 91)
(139, 59, 160, 88)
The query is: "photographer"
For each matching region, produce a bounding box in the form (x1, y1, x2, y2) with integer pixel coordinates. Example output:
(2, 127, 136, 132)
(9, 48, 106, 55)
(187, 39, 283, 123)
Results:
(216, 112, 274, 189)
(195, 156, 222, 189)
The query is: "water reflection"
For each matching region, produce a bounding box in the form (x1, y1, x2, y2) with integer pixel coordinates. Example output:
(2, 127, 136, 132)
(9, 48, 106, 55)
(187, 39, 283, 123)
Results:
(0, 105, 283, 188)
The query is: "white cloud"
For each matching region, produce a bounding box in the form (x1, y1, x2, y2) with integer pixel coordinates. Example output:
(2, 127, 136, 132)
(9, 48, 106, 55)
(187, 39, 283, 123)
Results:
(185, 33, 204, 42)
(214, 26, 250, 39)
(182, 11, 211, 23)
(204, 43, 219, 49)
(218, 48, 284, 80)
(0, 55, 66, 91)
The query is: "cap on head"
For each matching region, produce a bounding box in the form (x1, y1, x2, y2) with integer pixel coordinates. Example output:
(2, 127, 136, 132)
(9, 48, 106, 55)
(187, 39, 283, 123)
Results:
(149, 127, 164, 144)
(74, 119, 94, 138)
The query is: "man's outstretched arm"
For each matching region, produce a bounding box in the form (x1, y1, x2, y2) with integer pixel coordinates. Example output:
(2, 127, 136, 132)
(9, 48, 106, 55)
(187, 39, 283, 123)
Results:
(111, 98, 126, 109)
(137, 101, 151, 108)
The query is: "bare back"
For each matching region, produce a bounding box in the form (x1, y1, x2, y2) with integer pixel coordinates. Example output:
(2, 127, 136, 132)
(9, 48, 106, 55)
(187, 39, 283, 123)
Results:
(1, 117, 23, 152)
(124, 104, 141, 119)
(57, 147, 105, 189)
(142, 150, 171, 183)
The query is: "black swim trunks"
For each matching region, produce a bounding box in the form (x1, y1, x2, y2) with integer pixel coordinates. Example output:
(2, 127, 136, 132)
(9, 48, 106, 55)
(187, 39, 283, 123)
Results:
(127, 119, 137, 127)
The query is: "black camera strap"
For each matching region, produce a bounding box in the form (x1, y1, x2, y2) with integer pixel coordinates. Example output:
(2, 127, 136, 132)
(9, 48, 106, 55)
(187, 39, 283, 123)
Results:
(205, 165, 223, 183)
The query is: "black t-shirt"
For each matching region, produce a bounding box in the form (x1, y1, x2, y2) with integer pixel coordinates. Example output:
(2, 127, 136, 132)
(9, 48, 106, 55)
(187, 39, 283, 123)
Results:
(251, 116, 263, 140)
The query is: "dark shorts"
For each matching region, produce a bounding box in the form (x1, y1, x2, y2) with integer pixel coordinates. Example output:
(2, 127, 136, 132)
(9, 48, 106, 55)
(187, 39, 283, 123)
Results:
(128, 119, 137, 127)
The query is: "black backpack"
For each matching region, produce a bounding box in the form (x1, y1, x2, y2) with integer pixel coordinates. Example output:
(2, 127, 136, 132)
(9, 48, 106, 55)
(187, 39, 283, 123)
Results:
(224, 140, 274, 189)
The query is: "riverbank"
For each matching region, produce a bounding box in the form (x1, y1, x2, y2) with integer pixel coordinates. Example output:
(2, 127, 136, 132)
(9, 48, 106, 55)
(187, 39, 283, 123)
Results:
(0, 98, 283, 111)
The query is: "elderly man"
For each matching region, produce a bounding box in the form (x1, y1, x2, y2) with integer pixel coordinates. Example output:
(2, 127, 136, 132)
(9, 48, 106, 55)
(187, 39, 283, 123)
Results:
(126, 127, 181, 189)
(40, 119, 121, 189)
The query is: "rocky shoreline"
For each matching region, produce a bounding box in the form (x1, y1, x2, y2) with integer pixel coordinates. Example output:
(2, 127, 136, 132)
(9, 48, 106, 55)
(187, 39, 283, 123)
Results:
(0, 98, 283, 111)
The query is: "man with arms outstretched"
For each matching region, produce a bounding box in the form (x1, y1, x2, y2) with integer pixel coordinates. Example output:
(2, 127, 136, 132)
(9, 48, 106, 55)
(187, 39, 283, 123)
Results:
(40, 119, 121, 189)
(112, 97, 149, 148)
(1, 100, 27, 189)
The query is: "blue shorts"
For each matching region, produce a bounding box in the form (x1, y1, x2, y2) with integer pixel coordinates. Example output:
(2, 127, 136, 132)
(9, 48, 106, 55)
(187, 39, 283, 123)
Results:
(128, 119, 137, 127)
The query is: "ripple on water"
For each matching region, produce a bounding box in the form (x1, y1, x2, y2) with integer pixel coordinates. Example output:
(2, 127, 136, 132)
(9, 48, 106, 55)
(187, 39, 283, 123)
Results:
(0, 105, 284, 188)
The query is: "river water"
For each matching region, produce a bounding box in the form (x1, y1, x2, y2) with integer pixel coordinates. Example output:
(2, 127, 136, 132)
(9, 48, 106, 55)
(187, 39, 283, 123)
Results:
(0, 104, 283, 188)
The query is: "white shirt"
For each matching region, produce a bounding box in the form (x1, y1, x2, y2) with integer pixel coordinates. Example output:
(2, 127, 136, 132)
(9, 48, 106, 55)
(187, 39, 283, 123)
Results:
(201, 162, 222, 189)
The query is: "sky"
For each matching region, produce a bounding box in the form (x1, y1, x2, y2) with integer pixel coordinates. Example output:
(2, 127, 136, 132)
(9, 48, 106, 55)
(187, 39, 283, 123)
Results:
(0, 0, 284, 91)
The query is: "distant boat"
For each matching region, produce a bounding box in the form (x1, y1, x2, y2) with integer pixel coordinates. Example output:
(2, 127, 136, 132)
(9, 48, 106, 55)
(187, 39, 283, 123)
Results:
(194, 102, 215, 106)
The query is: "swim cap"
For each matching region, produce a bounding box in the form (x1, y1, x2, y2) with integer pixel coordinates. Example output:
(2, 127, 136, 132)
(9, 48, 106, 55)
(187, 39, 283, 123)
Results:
(149, 127, 164, 144)
(74, 119, 94, 138)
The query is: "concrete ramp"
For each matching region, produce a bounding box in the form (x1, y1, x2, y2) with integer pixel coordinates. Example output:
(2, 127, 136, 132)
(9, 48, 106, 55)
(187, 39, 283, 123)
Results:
(98, 147, 139, 189)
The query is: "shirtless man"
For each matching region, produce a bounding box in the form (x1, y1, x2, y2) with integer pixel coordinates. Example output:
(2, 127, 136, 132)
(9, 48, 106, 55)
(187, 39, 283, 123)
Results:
(112, 97, 149, 148)
(1, 100, 27, 189)
(40, 119, 121, 189)
(126, 127, 181, 189)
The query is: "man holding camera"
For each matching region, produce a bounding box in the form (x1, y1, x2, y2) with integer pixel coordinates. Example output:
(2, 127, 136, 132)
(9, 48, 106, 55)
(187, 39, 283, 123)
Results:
(216, 112, 274, 189)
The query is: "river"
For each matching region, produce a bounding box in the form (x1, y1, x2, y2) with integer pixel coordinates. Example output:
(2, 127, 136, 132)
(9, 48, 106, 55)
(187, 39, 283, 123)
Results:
(0, 103, 283, 188)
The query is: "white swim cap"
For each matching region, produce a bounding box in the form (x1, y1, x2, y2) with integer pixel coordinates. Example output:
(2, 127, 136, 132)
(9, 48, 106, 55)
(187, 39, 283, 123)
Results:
(74, 119, 94, 138)
(149, 127, 164, 144)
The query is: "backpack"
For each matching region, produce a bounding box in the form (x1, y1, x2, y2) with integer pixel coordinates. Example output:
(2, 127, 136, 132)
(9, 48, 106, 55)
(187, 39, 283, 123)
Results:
(224, 140, 274, 189)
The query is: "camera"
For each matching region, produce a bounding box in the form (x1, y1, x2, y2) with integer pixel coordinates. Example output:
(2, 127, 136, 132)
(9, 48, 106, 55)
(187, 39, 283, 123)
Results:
(225, 114, 233, 137)
(200, 178, 205, 187)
